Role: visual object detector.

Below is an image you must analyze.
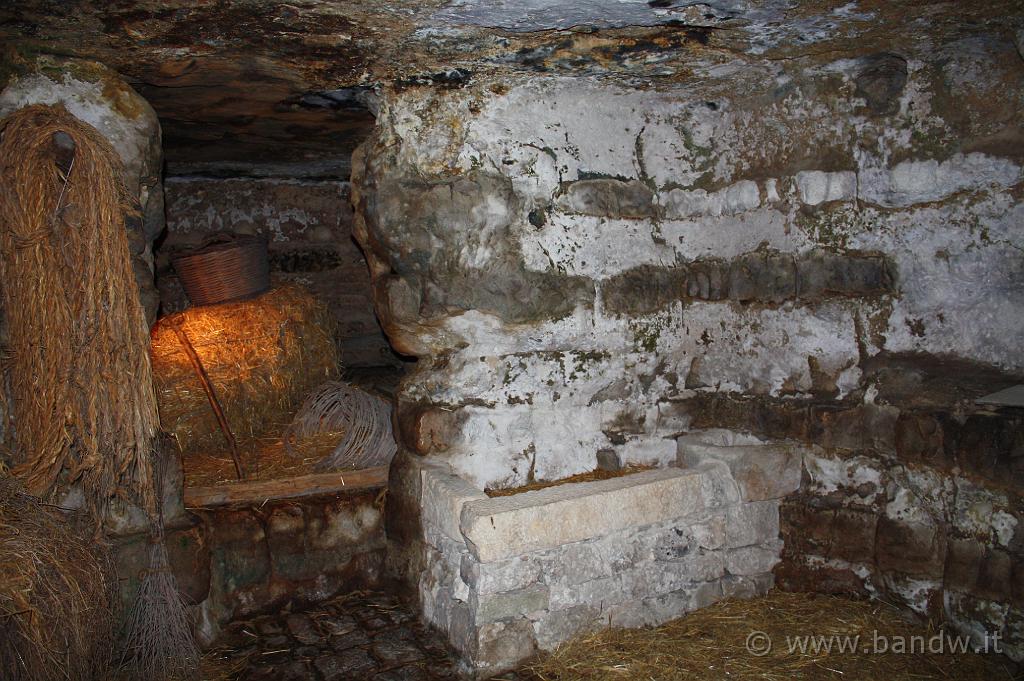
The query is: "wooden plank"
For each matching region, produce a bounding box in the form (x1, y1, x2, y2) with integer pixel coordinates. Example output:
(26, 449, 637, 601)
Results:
(977, 384, 1024, 407)
(184, 465, 389, 508)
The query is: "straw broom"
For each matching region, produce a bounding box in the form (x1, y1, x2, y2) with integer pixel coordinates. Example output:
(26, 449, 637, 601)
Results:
(0, 104, 197, 680)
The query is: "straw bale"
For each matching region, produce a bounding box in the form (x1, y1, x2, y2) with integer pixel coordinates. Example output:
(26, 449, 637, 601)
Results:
(150, 284, 339, 454)
(0, 475, 116, 681)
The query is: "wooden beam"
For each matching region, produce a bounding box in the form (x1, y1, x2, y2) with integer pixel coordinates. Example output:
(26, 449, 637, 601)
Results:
(184, 465, 388, 508)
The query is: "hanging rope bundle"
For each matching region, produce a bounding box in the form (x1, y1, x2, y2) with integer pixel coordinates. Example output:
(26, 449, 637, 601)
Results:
(0, 104, 159, 518)
(0, 104, 198, 681)
(285, 381, 397, 472)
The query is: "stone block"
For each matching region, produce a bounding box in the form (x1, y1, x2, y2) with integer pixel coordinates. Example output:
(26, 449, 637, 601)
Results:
(475, 618, 538, 673)
(384, 449, 425, 554)
(686, 259, 729, 300)
(461, 553, 543, 595)
(604, 581, 723, 629)
(630, 550, 726, 596)
(795, 170, 857, 205)
(976, 550, 1013, 602)
(876, 517, 946, 580)
(944, 412, 1023, 485)
(447, 600, 476, 657)
(721, 573, 774, 599)
(774, 558, 870, 596)
(878, 571, 943, 617)
(780, 500, 833, 555)
(307, 497, 383, 550)
(796, 249, 894, 300)
(691, 513, 728, 551)
(474, 585, 550, 623)
(694, 459, 742, 509)
(602, 265, 687, 315)
(666, 581, 724, 617)
(863, 403, 899, 454)
(266, 493, 383, 582)
(546, 540, 614, 586)
(725, 500, 781, 549)
(533, 605, 603, 651)
(206, 509, 270, 593)
(597, 448, 622, 471)
(661, 181, 760, 219)
(727, 250, 797, 303)
(113, 515, 210, 610)
(894, 413, 948, 467)
(854, 53, 908, 116)
(678, 431, 803, 501)
(830, 508, 879, 562)
(421, 458, 488, 542)
(812, 405, 866, 451)
(398, 405, 463, 455)
(460, 468, 706, 563)
(725, 542, 783, 576)
(784, 502, 880, 564)
(550, 574, 628, 610)
(945, 538, 984, 592)
(604, 597, 657, 629)
(556, 178, 657, 218)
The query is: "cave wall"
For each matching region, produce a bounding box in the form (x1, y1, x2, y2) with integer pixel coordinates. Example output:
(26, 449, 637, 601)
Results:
(351, 35, 1024, 659)
(161, 177, 400, 367)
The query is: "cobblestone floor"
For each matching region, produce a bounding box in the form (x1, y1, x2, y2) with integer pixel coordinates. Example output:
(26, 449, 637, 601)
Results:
(201, 590, 530, 681)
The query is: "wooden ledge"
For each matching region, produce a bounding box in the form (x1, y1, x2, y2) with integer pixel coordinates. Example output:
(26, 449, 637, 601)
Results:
(184, 465, 389, 509)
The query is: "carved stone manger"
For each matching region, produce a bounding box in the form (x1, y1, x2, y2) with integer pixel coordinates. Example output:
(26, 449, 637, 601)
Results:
(413, 430, 804, 676)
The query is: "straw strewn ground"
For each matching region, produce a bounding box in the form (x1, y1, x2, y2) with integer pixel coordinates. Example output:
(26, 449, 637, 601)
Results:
(486, 465, 654, 497)
(529, 591, 1018, 681)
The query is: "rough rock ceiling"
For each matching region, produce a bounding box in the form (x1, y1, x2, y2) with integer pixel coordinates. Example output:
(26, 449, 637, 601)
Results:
(2, 1, 1019, 178)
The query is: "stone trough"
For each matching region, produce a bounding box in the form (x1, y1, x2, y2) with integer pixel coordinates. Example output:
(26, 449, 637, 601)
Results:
(411, 431, 803, 676)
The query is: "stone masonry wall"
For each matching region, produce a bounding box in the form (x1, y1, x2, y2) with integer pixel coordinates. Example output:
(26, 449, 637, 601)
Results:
(112, 480, 388, 648)
(411, 438, 800, 676)
(350, 32, 1024, 668)
(686, 360, 1024, 660)
(356, 38, 1022, 494)
(162, 177, 401, 367)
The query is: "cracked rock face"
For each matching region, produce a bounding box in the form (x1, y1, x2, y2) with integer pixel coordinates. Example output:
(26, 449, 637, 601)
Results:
(3, 1, 1020, 173)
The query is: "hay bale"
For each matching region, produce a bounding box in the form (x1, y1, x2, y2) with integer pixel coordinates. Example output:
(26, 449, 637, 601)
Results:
(0, 476, 115, 681)
(151, 284, 339, 454)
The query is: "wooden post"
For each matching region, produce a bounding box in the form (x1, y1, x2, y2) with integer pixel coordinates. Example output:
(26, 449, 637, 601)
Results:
(169, 318, 245, 480)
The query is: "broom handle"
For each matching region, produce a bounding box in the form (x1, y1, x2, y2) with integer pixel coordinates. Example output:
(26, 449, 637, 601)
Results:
(170, 320, 245, 480)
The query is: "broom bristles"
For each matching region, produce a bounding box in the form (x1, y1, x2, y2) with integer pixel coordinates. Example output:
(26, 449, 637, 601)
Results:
(119, 539, 199, 681)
